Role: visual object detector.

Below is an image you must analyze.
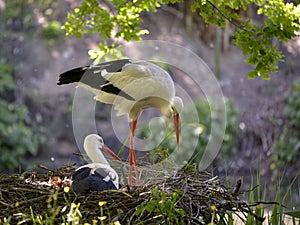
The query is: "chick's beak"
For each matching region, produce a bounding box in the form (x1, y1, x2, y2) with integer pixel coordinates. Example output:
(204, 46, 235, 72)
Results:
(101, 145, 122, 161)
(173, 114, 180, 146)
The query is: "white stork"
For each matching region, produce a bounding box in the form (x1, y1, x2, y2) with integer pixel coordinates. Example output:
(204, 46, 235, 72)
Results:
(71, 134, 121, 194)
(58, 59, 183, 186)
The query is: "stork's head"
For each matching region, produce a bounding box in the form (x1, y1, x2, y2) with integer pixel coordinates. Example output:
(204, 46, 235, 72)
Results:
(170, 96, 183, 115)
(84, 134, 122, 164)
(170, 96, 183, 146)
(84, 134, 105, 152)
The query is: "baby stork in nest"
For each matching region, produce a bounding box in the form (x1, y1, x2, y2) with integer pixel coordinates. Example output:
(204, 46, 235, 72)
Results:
(71, 134, 122, 194)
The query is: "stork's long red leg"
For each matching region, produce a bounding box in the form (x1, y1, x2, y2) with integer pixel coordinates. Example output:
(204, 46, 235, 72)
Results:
(131, 141, 139, 184)
(128, 138, 133, 186)
(128, 120, 139, 186)
(173, 114, 180, 147)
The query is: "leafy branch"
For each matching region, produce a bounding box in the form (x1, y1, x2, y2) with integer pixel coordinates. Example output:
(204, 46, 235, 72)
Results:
(62, 0, 300, 79)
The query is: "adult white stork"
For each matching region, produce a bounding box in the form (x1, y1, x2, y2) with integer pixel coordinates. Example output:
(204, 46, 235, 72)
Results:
(71, 134, 121, 194)
(58, 59, 183, 186)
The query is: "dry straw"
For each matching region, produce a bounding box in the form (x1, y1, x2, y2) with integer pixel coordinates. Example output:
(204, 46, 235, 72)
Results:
(0, 164, 264, 224)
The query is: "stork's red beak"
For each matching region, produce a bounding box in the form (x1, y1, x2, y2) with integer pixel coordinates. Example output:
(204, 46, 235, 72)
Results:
(173, 114, 180, 146)
(101, 145, 122, 161)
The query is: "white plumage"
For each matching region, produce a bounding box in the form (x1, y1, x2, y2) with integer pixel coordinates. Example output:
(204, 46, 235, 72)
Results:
(71, 134, 120, 193)
(95, 61, 183, 119)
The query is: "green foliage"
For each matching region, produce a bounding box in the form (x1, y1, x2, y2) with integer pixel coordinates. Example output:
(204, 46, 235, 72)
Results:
(272, 128, 299, 166)
(191, 0, 299, 79)
(62, 0, 182, 61)
(0, 63, 15, 91)
(0, 217, 12, 225)
(63, 0, 178, 40)
(266, 173, 300, 225)
(135, 188, 185, 225)
(138, 98, 239, 165)
(283, 78, 300, 129)
(1, 192, 117, 225)
(1, 0, 35, 30)
(235, 169, 300, 225)
(0, 62, 45, 172)
(29, 191, 63, 225)
(233, 25, 283, 80)
(272, 78, 300, 167)
(244, 174, 265, 225)
(188, 98, 239, 163)
(40, 21, 63, 40)
(62, 0, 300, 78)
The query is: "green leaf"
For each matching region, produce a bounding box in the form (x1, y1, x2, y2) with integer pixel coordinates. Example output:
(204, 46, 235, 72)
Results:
(135, 204, 145, 216)
(145, 201, 156, 213)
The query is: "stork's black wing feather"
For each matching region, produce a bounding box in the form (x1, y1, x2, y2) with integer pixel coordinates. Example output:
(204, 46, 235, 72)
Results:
(72, 167, 91, 181)
(57, 59, 135, 101)
(71, 167, 117, 194)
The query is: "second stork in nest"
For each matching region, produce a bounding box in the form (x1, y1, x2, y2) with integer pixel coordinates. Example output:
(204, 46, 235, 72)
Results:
(71, 134, 122, 194)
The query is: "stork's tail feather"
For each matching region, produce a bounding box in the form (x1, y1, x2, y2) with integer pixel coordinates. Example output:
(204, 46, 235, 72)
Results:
(57, 66, 88, 85)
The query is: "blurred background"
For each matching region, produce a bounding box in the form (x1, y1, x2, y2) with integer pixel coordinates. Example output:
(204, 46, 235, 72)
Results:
(0, 0, 299, 204)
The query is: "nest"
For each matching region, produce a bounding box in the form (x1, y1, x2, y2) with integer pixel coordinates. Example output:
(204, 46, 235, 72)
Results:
(0, 164, 264, 224)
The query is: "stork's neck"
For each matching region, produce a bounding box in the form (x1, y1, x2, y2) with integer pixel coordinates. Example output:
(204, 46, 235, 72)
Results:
(84, 142, 110, 166)
(129, 96, 171, 119)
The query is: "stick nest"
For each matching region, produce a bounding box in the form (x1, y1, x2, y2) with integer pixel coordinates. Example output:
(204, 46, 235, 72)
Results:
(0, 165, 263, 224)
